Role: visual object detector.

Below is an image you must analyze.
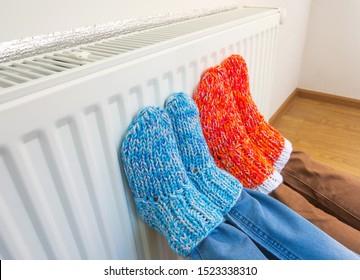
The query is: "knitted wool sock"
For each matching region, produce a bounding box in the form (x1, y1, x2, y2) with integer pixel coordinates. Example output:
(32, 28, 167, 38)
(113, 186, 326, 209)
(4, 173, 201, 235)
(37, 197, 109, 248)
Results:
(165, 92, 242, 214)
(121, 106, 223, 257)
(222, 54, 292, 172)
(193, 66, 283, 194)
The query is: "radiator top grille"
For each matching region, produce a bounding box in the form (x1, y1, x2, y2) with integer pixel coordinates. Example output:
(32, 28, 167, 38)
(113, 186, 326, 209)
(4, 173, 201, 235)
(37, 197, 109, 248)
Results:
(0, 8, 276, 94)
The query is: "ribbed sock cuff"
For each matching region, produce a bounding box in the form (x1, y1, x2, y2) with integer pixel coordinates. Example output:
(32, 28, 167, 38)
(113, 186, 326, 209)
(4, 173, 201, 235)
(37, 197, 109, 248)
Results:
(187, 164, 243, 215)
(135, 185, 224, 256)
(255, 170, 283, 195)
(273, 138, 293, 173)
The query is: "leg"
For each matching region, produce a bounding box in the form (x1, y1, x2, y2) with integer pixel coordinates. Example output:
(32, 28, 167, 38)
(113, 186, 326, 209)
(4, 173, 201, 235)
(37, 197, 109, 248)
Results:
(271, 184, 360, 254)
(225, 189, 359, 260)
(282, 151, 360, 231)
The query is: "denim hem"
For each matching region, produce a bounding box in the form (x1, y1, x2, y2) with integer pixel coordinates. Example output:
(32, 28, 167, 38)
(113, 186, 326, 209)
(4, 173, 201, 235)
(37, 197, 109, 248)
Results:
(225, 207, 301, 260)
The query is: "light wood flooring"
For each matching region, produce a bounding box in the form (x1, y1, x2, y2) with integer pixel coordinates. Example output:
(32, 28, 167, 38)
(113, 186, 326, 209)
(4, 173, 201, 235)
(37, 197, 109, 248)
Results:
(270, 90, 360, 179)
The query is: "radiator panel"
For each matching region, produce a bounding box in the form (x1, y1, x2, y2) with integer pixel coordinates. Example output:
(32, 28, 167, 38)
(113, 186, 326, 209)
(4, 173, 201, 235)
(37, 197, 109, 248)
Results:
(0, 8, 280, 259)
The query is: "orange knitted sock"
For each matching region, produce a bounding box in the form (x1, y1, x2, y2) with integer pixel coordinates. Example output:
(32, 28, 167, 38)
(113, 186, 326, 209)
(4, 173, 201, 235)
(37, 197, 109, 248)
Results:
(222, 54, 292, 172)
(193, 65, 282, 194)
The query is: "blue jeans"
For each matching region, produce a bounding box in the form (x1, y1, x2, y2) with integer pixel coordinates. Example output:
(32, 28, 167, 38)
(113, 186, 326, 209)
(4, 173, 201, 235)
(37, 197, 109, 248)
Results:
(190, 189, 360, 260)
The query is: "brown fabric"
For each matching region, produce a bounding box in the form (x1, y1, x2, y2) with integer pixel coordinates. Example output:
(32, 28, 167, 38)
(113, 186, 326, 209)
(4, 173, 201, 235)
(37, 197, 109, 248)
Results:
(281, 151, 360, 231)
(271, 184, 360, 254)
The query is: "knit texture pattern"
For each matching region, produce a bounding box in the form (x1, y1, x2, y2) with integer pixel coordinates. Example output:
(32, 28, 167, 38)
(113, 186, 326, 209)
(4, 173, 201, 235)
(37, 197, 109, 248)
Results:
(194, 66, 283, 194)
(121, 106, 223, 257)
(222, 54, 292, 172)
(165, 92, 242, 214)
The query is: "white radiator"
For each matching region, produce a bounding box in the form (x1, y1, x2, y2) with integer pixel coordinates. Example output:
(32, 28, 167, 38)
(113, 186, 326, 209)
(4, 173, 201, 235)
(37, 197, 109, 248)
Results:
(0, 8, 280, 260)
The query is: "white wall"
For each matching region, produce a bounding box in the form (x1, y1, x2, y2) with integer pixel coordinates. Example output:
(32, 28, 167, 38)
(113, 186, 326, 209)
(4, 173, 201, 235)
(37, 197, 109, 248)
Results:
(0, 0, 239, 42)
(245, 0, 313, 116)
(299, 0, 360, 100)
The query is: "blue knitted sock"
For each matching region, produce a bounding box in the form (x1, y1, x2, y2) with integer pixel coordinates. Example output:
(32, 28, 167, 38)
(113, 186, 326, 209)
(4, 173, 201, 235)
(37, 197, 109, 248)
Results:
(165, 92, 242, 215)
(121, 106, 223, 257)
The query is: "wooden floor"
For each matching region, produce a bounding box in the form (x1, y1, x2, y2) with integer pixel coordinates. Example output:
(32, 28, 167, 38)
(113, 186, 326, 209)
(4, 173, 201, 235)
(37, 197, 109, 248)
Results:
(271, 91, 360, 179)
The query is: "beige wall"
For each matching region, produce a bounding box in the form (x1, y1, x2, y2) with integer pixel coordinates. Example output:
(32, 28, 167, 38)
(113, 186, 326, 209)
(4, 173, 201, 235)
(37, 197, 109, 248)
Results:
(299, 0, 360, 100)
(245, 0, 313, 115)
(0, 0, 239, 42)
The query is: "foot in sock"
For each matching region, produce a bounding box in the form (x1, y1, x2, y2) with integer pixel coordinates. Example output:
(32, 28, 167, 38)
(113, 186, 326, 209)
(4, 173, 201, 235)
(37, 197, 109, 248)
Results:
(121, 106, 223, 256)
(193, 66, 283, 194)
(221, 54, 292, 172)
(165, 92, 242, 214)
